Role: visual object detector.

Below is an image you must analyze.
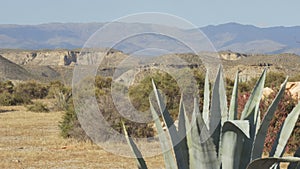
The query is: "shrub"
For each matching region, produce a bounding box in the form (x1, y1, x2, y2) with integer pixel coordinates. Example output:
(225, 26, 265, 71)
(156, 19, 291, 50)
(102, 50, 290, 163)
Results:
(14, 80, 49, 99)
(27, 102, 49, 113)
(47, 81, 70, 98)
(0, 91, 31, 106)
(265, 71, 286, 88)
(60, 75, 156, 140)
(0, 81, 14, 93)
(123, 68, 300, 169)
(129, 71, 180, 118)
(59, 103, 87, 139)
(247, 71, 286, 90)
(237, 89, 299, 153)
(60, 70, 300, 156)
(290, 73, 300, 81)
(261, 91, 299, 153)
(58, 78, 91, 139)
(47, 81, 72, 111)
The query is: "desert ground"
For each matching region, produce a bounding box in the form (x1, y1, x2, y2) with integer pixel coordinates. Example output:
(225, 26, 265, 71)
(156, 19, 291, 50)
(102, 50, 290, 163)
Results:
(0, 102, 165, 169)
(0, 103, 294, 169)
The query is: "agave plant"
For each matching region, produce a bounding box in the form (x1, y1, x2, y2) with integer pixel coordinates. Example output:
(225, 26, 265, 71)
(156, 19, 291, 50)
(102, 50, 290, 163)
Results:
(123, 67, 300, 169)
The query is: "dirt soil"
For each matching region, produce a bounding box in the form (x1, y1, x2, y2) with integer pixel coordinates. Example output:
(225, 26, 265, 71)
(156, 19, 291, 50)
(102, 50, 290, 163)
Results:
(0, 105, 164, 169)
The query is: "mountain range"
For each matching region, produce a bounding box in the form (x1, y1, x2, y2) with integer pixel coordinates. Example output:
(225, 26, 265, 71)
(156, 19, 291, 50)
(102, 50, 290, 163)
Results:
(0, 22, 300, 54)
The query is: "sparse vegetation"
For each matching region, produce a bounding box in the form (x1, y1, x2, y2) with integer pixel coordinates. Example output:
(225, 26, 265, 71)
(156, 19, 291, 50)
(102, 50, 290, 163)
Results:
(0, 81, 31, 106)
(124, 68, 300, 169)
(14, 80, 49, 99)
(58, 70, 300, 154)
(27, 102, 49, 113)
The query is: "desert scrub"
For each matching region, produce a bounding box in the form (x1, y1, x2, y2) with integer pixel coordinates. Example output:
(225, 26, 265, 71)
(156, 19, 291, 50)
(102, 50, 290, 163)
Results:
(0, 80, 14, 93)
(129, 71, 181, 118)
(48, 81, 86, 139)
(0, 80, 31, 106)
(290, 73, 300, 81)
(59, 103, 88, 140)
(47, 81, 72, 111)
(27, 102, 49, 113)
(14, 80, 49, 99)
(123, 68, 300, 169)
(60, 75, 155, 140)
(0, 91, 31, 106)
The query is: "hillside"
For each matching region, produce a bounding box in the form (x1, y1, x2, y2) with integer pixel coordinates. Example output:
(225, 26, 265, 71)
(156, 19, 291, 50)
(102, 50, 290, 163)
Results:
(1, 49, 300, 83)
(0, 55, 32, 81)
(0, 23, 300, 54)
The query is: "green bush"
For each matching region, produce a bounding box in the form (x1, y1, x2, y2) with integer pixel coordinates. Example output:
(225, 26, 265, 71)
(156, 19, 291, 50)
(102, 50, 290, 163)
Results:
(247, 71, 286, 90)
(237, 89, 299, 153)
(0, 80, 50, 106)
(27, 102, 49, 113)
(123, 68, 300, 169)
(60, 70, 300, 155)
(290, 73, 300, 81)
(129, 71, 180, 118)
(0, 91, 31, 106)
(47, 81, 70, 98)
(14, 80, 49, 99)
(47, 81, 72, 111)
(0, 81, 14, 93)
(57, 80, 87, 139)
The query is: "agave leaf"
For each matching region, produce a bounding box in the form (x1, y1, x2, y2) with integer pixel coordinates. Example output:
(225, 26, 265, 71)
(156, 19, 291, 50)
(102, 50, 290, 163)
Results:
(270, 101, 300, 157)
(122, 123, 148, 169)
(228, 72, 239, 120)
(251, 78, 288, 160)
(254, 102, 261, 135)
(246, 157, 300, 169)
(151, 80, 189, 169)
(239, 69, 267, 169)
(177, 96, 189, 167)
(288, 147, 300, 169)
(203, 71, 210, 128)
(178, 95, 186, 137)
(210, 66, 227, 156)
(240, 69, 266, 120)
(189, 98, 219, 169)
(221, 120, 250, 169)
(149, 101, 177, 169)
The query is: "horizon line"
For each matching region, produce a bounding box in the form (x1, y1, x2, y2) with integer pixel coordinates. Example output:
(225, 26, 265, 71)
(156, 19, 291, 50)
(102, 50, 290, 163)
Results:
(0, 21, 299, 29)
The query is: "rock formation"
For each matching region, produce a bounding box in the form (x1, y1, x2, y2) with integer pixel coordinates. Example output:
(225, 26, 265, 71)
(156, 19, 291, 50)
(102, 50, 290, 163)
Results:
(286, 82, 300, 100)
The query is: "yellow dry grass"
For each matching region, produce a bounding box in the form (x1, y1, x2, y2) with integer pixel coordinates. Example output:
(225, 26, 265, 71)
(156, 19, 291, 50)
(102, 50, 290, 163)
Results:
(0, 105, 164, 169)
(0, 104, 295, 169)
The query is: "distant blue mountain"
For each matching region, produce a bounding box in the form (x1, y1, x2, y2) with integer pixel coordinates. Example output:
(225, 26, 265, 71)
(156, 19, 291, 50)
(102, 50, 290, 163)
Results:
(200, 22, 300, 54)
(0, 22, 300, 54)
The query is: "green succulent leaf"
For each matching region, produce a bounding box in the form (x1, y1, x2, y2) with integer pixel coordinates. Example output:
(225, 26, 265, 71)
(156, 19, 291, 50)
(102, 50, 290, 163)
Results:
(246, 157, 300, 169)
(122, 122, 148, 169)
(203, 71, 210, 128)
(221, 120, 250, 169)
(188, 98, 220, 169)
(239, 69, 266, 169)
(177, 96, 190, 167)
(149, 101, 177, 169)
(151, 80, 189, 169)
(270, 101, 300, 157)
(251, 77, 288, 160)
(210, 66, 227, 156)
(241, 69, 266, 120)
(228, 72, 239, 120)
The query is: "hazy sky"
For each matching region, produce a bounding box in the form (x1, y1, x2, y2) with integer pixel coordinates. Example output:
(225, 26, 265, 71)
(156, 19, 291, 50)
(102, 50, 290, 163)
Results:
(1, 0, 299, 27)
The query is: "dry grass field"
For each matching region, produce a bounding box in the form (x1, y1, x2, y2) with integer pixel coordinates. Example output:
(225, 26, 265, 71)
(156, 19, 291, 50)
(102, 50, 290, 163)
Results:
(0, 102, 295, 169)
(0, 105, 164, 169)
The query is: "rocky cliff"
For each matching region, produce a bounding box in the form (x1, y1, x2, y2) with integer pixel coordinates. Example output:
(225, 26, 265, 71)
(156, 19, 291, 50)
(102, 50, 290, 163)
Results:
(0, 49, 79, 66)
